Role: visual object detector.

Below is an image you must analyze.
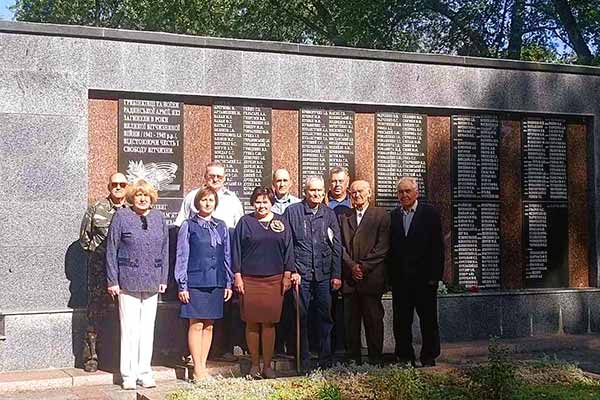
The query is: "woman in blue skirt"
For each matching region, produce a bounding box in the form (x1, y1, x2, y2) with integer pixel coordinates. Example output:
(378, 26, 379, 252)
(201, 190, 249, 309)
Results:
(174, 186, 233, 380)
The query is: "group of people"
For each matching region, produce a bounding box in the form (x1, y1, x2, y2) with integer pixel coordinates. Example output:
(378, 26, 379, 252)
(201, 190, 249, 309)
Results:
(79, 162, 444, 389)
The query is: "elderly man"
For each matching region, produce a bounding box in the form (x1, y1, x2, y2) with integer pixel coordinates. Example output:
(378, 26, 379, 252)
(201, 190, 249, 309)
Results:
(271, 168, 301, 357)
(271, 168, 300, 215)
(338, 180, 389, 365)
(79, 172, 129, 372)
(175, 161, 244, 228)
(325, 167, 352, 356)
(388, 177, 444, 367)
(327, 167, 351, 214)
(175, 161, 245, 362)
(284, 176, 342, 370)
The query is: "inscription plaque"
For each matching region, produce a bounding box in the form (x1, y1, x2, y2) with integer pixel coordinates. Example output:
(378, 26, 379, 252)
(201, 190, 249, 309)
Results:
(299, 109, 354, 187)
(522, 118, 568, 287)
(212, 104, 272, 211)
(118, 99, 184, 222)
(451, 115, 501, 289)
(375, 112, 427, 209)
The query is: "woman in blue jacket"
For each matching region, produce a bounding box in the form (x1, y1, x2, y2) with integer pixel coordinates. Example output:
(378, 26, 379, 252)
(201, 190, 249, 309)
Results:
(174, 186, 233, 381)
(106, 179, 168, 390)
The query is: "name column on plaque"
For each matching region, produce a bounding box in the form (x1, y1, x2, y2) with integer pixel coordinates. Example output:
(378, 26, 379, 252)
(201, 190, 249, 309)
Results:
(451, 115, 501, 289)
(522, 118, 568, 288)
(299, 109, 355, 186)
(118, 99, 184, 225)
(212, 104, 272, 212)
(375, 112, 427, 210)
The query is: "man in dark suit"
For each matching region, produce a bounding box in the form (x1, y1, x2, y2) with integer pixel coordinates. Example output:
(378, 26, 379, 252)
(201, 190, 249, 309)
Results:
(388, 177, 444, 367)
(339, 180, 390, 365)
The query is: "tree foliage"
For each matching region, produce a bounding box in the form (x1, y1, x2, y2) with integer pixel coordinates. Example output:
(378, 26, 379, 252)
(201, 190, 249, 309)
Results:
(12, 0, 600, 65)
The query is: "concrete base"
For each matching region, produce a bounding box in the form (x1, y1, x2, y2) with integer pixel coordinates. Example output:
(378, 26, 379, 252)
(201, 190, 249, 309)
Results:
(2, 288, 600, 372)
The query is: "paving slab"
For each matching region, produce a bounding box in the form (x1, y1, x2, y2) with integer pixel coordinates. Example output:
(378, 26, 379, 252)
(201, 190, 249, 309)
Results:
(0, 368, 73, 392)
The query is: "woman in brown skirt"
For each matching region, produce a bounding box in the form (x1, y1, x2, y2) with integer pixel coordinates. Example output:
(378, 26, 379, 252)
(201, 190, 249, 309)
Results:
(232, 186, 297, 378)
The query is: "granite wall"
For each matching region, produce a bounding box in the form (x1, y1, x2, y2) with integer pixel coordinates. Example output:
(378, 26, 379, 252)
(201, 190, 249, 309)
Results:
(1, 21, 600, 370)
(88, 102, 591, 289)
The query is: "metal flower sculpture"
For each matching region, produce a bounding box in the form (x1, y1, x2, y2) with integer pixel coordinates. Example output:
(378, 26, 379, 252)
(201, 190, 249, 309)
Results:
(126, 160, 178, 191)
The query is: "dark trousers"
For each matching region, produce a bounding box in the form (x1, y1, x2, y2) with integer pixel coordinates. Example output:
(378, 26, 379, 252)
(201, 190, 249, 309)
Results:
(331, 291, 345, 353)
(275, 290, 296, 355)
(299, 278, 333, 366)
(392, 282, 440, 363)
(344, 292, 384, 364)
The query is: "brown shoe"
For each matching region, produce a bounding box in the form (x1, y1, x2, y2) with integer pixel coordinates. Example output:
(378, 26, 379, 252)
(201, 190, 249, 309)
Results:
(262, 367, 276, 379)
(248, 366, 262, 379)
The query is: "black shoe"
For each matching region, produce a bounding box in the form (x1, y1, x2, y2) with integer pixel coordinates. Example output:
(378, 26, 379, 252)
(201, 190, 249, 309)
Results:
(300, 359, 313, 374)
(367, 357, 383, 367)
(421, 359, 436, 367)
(83, 359, 98, 372)
(397, 357, 416, 368)
(317, 361, 333, 369)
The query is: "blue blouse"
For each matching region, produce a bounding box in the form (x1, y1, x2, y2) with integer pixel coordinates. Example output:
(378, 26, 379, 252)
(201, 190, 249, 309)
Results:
(174, 215, 233, 291)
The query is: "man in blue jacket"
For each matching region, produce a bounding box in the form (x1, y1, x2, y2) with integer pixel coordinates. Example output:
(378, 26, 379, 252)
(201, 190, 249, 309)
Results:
(284, 176, 342, 370)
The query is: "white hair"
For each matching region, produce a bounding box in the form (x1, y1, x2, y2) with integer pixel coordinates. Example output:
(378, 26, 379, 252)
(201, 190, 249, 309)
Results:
(397, 176, 419, 191)
(304, 175, 325, 190)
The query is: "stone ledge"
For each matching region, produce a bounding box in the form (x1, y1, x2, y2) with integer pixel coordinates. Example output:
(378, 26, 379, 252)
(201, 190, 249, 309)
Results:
(0, 365, 182, 393)
(0, 368, 73, 393)
(0, 21, 599, 77)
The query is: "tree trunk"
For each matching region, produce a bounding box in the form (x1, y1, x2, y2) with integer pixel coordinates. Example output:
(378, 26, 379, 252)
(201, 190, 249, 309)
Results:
(552, 0, 592, 64)
(507, 0, 524, 59)
(422, 0, 490, 57)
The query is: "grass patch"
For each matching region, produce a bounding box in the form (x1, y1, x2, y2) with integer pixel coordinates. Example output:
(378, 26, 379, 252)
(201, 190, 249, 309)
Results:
(514, 383, 600, 400)
(167, 355, 600, 400)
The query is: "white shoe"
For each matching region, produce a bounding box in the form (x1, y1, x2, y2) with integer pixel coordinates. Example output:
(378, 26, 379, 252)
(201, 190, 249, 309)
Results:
(139, 377, 156, 388)
(122, 380, 136, 390)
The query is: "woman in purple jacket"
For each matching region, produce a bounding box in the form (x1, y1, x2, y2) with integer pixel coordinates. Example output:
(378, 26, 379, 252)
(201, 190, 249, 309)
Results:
(174, 186, 233, 381)
(106, 179, 168, 390)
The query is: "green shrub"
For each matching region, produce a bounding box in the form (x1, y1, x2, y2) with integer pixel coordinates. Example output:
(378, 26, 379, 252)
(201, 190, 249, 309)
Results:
(317, 382, 341, 400)
(469, 337, 519, 400)
(369, 365, 428, 400)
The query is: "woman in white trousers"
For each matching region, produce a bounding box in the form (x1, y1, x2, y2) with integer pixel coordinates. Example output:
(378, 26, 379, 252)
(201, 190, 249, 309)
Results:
(106, 180, 169, 390)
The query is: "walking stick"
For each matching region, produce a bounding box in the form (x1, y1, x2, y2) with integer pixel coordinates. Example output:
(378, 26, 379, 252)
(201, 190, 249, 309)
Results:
(294, 283, 301, 373)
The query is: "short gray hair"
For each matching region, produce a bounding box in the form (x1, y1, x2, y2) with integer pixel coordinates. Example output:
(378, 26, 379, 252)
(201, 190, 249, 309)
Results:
(397, 176, 419, 192)
(329, 166, 349, 179)
(272, 168, 291, 182)
(304, 175, 325, 190)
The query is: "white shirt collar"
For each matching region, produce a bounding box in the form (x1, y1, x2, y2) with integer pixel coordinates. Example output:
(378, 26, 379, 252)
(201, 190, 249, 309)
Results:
(402, 199, 418, 214)
(355, 203, 369, 214)
(275, 193, 291, 203)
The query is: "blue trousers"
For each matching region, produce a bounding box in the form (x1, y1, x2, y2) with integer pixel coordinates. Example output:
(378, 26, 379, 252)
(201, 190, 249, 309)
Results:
(299, 278, 333, 366)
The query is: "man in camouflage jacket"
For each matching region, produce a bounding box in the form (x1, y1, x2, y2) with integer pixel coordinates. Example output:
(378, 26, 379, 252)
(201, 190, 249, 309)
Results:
(79, 173, 128, 372)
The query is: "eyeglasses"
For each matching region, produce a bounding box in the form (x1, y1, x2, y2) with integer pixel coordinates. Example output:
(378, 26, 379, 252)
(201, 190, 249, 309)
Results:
(110, 182, 128, 189)
(206, 174, 225, 180)
(140, 215, 148, 230)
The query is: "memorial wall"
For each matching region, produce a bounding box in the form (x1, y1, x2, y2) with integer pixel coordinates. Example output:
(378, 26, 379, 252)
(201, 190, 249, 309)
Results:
(2, 22, 600, 371)
(91, 96, 591, 291)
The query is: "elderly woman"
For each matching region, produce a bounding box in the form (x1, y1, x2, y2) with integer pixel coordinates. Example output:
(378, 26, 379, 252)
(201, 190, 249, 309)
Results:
(174, 186, 233, 381)
(106, 179, 168, 390)
(233, 186, 297, 379)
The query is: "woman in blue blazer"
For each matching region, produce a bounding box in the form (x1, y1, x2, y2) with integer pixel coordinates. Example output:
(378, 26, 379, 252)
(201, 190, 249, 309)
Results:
(174, 186, 233, 381)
